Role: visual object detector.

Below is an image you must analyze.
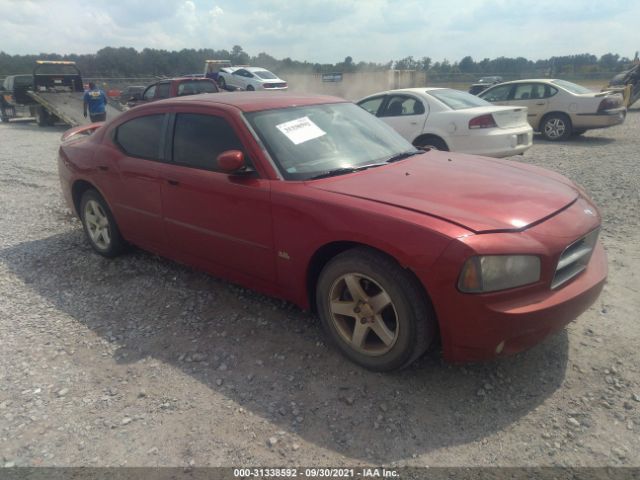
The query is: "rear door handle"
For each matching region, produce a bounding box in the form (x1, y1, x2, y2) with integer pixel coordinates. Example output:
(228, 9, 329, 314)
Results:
(167, 179, 179, 186)
(536, 102, 545, 106)
(98, 165, 108, 171)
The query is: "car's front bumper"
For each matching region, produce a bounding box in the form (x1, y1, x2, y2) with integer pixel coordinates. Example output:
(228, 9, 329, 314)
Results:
(417, 195, 607, 362)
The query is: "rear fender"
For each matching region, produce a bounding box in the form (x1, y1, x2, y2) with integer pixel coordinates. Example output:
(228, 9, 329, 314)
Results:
(61, 123, 103, 143)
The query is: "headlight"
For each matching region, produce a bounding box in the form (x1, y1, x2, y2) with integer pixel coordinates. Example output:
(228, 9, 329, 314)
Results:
(458, 255, 540, 293)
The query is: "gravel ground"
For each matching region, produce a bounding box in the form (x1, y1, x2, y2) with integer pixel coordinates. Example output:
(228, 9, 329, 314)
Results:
(0, 111, 639, 469)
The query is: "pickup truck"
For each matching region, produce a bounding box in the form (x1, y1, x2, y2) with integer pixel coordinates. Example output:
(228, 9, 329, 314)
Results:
(1, 74, 35, 122)
(127, 77, 219, 108)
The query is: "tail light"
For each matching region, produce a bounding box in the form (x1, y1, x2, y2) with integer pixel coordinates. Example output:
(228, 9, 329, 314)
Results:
(597, 96, 620, 112)
(468, 114, 497, 129)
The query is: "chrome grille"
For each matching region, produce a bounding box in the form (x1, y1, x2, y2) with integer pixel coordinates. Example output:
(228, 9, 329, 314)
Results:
(551, 229, 599, 289)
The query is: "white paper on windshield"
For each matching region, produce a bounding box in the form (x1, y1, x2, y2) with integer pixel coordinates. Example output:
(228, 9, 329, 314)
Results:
(276, 116, 326, 145)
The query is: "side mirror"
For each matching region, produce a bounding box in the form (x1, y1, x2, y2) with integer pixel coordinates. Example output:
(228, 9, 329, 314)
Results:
(217, 150, 245, 173)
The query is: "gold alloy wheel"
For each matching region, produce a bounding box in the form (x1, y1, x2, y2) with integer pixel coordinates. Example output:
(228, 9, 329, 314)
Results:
(328, 273, 399, 356)
(84, 199, 111, 250)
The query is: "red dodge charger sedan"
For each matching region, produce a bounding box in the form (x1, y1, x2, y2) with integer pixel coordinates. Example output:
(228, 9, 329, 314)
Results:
(58, 92, 607, 371)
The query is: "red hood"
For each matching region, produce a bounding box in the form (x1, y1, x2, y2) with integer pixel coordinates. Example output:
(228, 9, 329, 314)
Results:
(309, 152, 579, 233)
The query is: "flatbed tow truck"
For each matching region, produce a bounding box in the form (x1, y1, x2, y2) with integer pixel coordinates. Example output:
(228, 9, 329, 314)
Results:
(24, 60, 121, 127)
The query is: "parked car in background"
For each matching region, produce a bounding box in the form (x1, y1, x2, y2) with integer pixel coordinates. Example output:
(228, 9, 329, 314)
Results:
(479, 79, 626, 141)
(217, 67, 288, 91)
(468, 76, 503, 95)
(357, 88, 532, 157)
(127, 77, 218, 108)
(117, 85, 145, 103)
(58, 92, 606, 371)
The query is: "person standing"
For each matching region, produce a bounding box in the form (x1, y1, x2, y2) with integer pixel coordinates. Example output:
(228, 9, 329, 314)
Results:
(83, 82, 107, 122)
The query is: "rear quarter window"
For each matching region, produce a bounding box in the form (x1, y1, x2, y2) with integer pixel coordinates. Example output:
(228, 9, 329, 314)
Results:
(115, 114, 166, 160)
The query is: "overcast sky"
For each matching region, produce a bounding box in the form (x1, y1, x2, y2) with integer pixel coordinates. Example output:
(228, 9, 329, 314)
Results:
(0, 0, 637, 63)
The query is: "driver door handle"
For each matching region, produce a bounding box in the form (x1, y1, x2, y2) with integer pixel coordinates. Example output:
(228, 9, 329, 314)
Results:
(167, 179, 179, 186)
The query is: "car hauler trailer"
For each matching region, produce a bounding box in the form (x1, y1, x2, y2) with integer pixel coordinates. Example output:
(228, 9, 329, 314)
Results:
(27, 60, 121, 127)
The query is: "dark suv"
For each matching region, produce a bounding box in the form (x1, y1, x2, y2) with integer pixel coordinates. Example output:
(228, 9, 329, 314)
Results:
(1, 74, 34, 122)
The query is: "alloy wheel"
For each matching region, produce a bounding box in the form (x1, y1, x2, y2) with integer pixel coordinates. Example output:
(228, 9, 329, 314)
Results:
(84, 199, 111, 250)
(328, 273, 399, 356)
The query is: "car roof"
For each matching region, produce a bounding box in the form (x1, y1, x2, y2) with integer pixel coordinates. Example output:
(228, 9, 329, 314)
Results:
(362, 87, 451, 97)
(140, 91, 347, 113)
(158, 77, 216, 82)
(489, 79, 557, 85)
(246, 67, 271, 72)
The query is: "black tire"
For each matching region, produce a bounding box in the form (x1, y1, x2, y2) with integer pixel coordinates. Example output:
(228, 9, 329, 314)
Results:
(246, 85, 255, 91)
(414, 136, 449, 151)
(218, 76, 226, 89)
(1, 116, 8, 123)
(316, 247, 435, 371)
(79, 189, 125, 258)
(35, 107, 49, 127)
(540, 113, 572, 141)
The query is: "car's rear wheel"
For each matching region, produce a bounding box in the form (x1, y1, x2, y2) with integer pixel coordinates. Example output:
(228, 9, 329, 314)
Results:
(218, 76, 226, 89)
(540, 113, 572, 141)
(80, 189, 125, 258)
(35, 107, 49, 127)
(316, 248, 435, 371)
(246, 85, 255, 91)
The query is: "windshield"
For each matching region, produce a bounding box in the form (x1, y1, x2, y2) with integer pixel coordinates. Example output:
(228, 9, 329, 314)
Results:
(551, 79, 593, 94)
(429, 89, 492, 110)
(245, 103, 417, 180)
(14, 76, 33, 87)
(253, 70, 278, 80)
(34, 64, 79, 76)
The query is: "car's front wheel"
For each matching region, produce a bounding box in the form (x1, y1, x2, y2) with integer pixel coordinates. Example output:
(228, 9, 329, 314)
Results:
(540, 113, 572, 141)
(80, 189, 125, 257)
(316, 248, 435, 371)
(246, 85, 255, 91)
(414, 136, 449, 151)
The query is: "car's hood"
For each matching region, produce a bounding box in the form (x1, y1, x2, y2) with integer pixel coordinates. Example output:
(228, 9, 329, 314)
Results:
(308, 152, 579, 233)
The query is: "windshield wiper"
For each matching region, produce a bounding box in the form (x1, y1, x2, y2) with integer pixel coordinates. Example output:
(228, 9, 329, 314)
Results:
(385, 150, 423, 163)
(309, 163, 387, 180)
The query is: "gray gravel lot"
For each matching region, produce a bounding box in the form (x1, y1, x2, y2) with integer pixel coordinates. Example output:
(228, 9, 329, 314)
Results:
(0, 111, 639, 468)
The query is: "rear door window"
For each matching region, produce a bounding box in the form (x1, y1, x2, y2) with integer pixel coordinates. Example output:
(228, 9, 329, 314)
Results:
(156, 82, 171, 99)
(380, 95, 425, 117)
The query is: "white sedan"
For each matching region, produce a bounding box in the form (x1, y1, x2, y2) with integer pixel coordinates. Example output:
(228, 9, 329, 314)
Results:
(217, 67, 288, 91)
(357, 88, 533, 157)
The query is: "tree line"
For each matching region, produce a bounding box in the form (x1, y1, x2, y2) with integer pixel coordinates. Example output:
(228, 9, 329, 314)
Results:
(0, 46, 635, 80)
